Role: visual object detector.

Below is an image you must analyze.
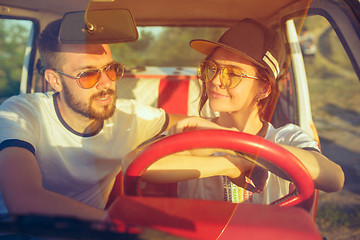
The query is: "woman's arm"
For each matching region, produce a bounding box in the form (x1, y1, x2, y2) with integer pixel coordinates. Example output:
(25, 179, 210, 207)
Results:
(121, 116, 250, 183)
(279, 145, 344, 193)
(122, 143, 265, 192)
(142, 152, 253, 183)
(124, 116, 344, 193)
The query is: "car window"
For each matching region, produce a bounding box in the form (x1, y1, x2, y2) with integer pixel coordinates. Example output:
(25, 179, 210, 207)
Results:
(110, 26, 226, 67)
(0, 18, 34, 104)
(301, 15, 360, 239)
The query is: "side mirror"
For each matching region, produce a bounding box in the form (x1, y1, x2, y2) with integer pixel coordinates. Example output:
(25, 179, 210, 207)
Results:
(59, 9, 138, 44)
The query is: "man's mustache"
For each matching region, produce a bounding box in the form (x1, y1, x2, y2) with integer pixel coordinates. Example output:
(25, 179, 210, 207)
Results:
(91, 89, 116, 100)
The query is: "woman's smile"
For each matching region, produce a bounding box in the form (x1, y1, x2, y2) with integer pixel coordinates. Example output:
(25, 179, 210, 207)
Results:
(208, 89, 230, 99)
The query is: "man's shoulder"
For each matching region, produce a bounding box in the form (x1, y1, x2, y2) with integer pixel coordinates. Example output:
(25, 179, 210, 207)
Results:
(1, 92, 54, 106)
(0, 91, 56, 117)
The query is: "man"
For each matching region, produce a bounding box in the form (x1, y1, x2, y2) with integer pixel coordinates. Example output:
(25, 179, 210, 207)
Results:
(0, 19, 183, 221)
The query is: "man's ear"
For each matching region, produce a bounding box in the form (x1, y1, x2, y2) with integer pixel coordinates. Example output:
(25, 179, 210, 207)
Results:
(44, 69, 63, 91)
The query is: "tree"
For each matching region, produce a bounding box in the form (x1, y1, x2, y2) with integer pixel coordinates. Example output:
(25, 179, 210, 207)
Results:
(110, 26, 226, 68)
(0, 19, 32, 100)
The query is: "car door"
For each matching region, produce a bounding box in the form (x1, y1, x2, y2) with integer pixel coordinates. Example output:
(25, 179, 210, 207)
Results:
(293, 0, 360, 239)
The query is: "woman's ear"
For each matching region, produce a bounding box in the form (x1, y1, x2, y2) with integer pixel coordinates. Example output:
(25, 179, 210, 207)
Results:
(44, 69, 63, 91)
(257, 82, 272, 101)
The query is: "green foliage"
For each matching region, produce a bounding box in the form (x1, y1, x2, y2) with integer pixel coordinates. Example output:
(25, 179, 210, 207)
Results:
(316, 203, 360, 230)
(0, 19, 32, 99)
(303, 16, 359, 112)
(319, 28, 353, 71)
(303, 15, 360, 238)
(111, 27, 226, 68)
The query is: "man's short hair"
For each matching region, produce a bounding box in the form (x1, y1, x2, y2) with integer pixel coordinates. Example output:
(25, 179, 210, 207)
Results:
(37, 19, 63, 69)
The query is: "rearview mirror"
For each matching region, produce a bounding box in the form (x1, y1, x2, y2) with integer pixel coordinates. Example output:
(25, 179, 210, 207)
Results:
(59, 9, 138, 44)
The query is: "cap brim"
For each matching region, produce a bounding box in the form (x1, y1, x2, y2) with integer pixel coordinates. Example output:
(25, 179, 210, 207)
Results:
(190, 39, 267, 70)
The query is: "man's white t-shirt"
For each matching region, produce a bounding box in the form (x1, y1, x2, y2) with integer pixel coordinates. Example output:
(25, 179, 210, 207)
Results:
(0, 92, 167, 213)
(177, 123, 320, 204)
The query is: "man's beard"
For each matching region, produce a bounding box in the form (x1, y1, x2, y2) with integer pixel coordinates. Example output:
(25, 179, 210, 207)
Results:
(62, 83, 117, 121)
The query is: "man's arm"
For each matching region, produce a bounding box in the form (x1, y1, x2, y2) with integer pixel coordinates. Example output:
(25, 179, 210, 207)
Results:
(0, 147, 107, 221)
(166, 113, 187, 131)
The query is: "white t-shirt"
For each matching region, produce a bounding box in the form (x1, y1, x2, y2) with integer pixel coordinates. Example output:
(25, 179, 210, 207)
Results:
(0, 92, 167, 213)
(177, 123, 320, 204)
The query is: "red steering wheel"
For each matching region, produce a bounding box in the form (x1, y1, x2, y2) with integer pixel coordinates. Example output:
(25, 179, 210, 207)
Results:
(124, 130, 314, 207)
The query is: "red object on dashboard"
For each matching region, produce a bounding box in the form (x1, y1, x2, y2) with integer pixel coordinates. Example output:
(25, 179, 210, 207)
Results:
(108, 196, 322, 240)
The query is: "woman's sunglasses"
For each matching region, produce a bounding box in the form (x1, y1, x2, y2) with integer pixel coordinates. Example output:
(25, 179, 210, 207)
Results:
(198, 58, 260, 89)
(53, 62, 125, 89)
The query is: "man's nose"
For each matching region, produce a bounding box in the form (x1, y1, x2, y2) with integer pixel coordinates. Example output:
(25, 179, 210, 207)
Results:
(96, 71, 113, 89)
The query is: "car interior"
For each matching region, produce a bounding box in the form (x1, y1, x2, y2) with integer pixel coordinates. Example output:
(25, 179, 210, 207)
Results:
(0, 0, 359, 239)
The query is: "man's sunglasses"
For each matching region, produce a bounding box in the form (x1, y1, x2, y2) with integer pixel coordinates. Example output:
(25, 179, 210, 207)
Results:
(198, 58, 261, 89)
(53, 62, 125, 89)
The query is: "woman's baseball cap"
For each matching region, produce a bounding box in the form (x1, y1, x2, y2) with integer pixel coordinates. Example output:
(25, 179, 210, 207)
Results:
(190, 18, 286, 80)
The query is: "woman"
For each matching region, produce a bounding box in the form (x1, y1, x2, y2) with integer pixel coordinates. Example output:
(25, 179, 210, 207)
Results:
(126, 18, 344, 204)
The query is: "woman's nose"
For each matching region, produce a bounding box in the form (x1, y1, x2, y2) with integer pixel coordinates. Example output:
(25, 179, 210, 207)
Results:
(211, 71, 225, 88)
